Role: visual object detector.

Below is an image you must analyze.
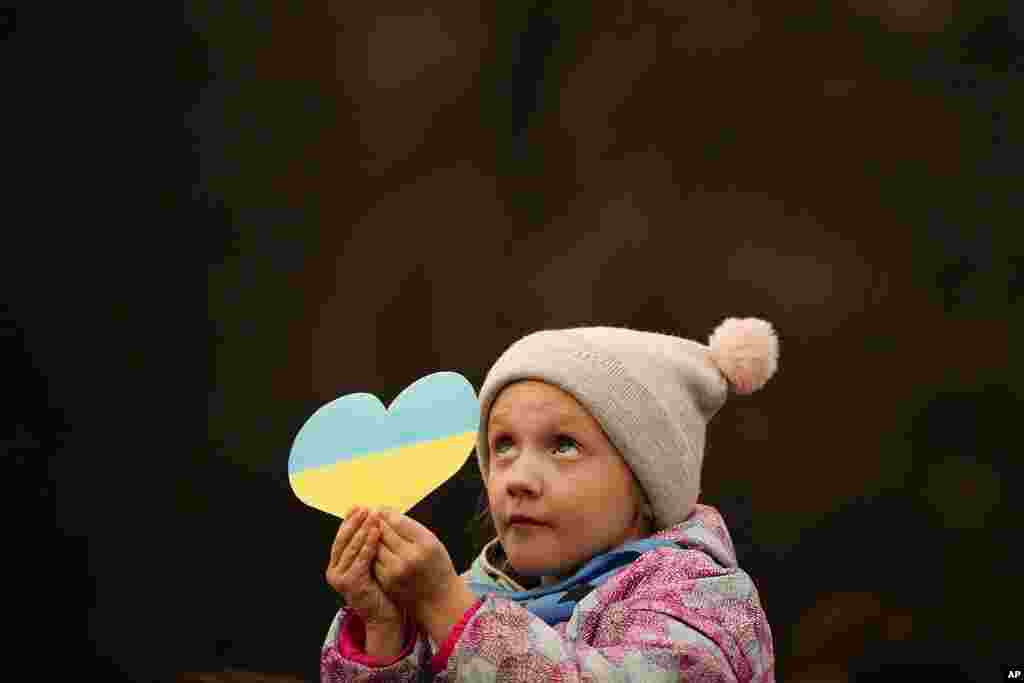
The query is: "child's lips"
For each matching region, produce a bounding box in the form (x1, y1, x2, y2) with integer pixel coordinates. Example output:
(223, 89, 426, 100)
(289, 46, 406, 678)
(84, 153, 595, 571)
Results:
(508, 514, 547, 527)
(508, 519, 548, 531)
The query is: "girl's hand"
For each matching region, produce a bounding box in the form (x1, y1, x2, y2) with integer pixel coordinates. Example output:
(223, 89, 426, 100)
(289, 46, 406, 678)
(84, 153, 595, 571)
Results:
(325, 507, 404, 627)
(372, 508, 460, 616)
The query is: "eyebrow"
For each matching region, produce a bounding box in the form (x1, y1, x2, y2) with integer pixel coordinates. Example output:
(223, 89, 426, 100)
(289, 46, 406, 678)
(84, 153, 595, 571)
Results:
(488, 412, 589, 430)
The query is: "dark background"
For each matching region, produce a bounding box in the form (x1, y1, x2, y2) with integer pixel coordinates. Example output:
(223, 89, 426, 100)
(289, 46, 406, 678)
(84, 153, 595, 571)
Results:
(10, 1, 1022, 681)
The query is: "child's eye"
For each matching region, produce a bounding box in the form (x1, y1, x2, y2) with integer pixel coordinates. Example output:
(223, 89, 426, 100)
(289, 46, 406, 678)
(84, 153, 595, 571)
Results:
(492, 436, 513, 455)
(554, 435, 579, 455)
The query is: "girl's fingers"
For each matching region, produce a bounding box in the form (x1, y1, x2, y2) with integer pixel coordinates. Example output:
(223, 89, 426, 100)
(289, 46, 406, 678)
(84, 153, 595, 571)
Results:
(330, 507, 368, 569)
(329, 506, 359, 567)
(357, 523, 381, 564)
(374, 534, 400, 581)
(338, 523, 371, 575)
(376, 518, 407, 555)
(340, 511, 383, 575)
(346, 519, 383, 583)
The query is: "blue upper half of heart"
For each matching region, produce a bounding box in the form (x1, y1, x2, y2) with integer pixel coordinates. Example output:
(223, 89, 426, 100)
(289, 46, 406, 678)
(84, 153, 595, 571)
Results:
(288, 371, 478, 474)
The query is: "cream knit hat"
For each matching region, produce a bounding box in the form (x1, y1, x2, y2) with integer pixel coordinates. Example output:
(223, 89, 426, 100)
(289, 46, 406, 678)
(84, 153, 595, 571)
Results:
(475, 318, 780, 531)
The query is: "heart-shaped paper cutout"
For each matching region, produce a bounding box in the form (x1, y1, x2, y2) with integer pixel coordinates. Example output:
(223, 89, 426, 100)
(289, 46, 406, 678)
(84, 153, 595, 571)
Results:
(288, 371, 478, 518)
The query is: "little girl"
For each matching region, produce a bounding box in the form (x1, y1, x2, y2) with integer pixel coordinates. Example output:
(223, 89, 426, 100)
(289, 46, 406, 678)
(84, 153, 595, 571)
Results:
(322, 318, 779, 682)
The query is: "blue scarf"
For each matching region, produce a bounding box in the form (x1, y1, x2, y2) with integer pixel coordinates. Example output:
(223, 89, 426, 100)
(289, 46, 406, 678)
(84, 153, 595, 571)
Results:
(466, 537, 682, 625)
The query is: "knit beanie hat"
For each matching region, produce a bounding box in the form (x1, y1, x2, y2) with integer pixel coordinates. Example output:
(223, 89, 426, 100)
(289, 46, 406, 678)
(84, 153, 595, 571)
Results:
(475, 318, 780, 532)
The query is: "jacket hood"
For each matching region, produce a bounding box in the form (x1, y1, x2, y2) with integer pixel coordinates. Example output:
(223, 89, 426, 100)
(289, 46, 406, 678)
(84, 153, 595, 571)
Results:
(463, 503, 739, 591)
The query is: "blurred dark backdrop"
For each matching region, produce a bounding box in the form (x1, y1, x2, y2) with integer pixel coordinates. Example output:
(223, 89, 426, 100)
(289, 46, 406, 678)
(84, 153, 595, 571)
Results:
(12, 1, 1022, 681)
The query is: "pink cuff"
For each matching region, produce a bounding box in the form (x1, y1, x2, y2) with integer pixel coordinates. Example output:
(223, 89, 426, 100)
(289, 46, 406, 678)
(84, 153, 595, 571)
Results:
(338, 610, 417, 668)
(430, 598, 485, 675)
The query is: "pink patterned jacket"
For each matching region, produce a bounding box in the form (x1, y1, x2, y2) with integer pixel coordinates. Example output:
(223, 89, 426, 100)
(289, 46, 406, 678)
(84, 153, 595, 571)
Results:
(321, 503, 775, 682)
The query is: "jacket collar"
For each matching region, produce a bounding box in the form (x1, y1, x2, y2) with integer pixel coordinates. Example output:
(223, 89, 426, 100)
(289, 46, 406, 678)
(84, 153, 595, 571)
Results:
(466, 503, 738, 592)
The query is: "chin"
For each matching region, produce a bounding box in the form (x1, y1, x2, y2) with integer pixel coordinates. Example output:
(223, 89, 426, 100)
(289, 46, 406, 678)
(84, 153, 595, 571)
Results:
(503, 544, 555, 578)
(507, 548, 578, 580)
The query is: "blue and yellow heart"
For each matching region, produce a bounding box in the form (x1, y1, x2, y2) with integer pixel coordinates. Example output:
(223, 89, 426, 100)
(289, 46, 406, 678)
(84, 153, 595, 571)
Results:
(288, 372, 478, 518)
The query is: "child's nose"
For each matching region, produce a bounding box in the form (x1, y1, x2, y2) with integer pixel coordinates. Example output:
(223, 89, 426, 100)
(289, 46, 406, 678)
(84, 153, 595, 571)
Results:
(503, 451, 545, 494)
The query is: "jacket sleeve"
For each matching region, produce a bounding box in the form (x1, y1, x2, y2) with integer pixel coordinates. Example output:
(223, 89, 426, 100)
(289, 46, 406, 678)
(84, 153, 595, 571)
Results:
(321, 569, 483, 682)
(432, 551, 774, 682)
(320, 605, 435, 682)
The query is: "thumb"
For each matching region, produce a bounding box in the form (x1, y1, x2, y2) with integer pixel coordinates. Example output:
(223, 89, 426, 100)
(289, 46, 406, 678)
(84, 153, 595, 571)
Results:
(378, 507, 416, 540)
(377, 515, 409, 555)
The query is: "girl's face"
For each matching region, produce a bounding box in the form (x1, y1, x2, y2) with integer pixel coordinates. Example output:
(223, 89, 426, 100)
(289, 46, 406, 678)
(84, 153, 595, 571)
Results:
(486, 380, 651, 585)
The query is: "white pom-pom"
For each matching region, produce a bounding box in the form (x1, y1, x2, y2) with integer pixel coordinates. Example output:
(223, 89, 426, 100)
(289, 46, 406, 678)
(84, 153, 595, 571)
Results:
(708, 317, 779, 395)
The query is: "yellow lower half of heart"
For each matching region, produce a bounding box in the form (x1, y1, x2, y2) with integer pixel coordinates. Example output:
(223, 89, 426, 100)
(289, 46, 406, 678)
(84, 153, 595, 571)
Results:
(289, 431, 477, 518)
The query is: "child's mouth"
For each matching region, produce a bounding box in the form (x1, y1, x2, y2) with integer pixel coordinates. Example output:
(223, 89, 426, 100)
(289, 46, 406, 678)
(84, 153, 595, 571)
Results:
(509, 520, 546, 530)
